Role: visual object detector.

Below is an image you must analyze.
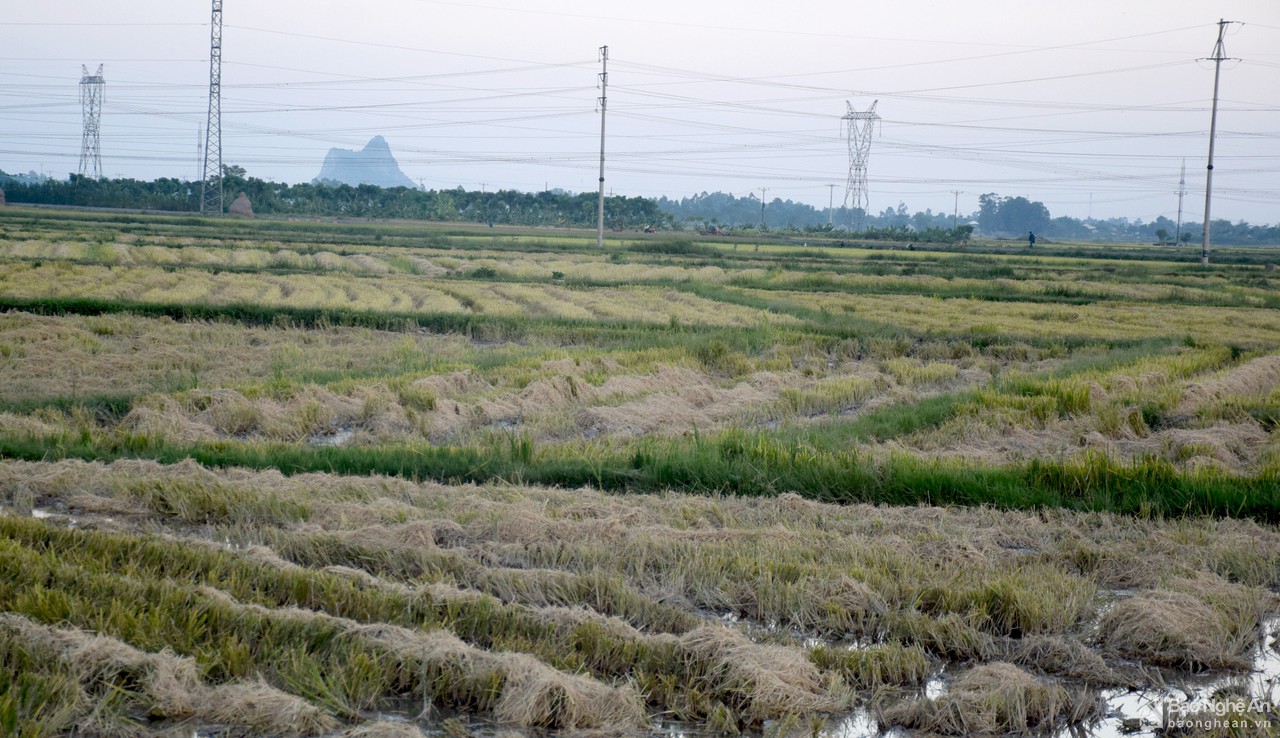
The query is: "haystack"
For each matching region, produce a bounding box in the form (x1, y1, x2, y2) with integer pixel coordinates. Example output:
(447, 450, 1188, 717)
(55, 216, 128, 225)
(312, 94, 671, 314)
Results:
(228, 192, 254, 217)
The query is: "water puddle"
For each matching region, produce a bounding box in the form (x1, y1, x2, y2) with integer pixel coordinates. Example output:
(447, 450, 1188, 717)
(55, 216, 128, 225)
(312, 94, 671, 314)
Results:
(307, 427, 355, 447)
(178, 620, 1280, 738)
(822, 710, 899, 738)
(1060, 616, 1280, 737)
(805, 618, 1279, 738)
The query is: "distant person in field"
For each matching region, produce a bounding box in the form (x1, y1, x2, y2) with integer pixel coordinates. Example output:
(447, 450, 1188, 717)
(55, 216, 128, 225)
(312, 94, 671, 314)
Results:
(1028, 231, 1036, 249)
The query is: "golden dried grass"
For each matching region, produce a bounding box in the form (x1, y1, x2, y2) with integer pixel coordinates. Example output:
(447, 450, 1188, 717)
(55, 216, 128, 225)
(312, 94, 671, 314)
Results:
(1012, 635, 1127, 686)
(353, 624, 647, 730)
(1177, 354, 1280, 415)
(1097, 589, 1256, 670)
(679, 625, 847, 720)
(0, 310, 472, 405)
(0, 612, 341, 735)
(576, 368, 773, 438)
(5, 456, 1280, 732)
(203, 678, 341, 736)
(880, 662, 1099, 735)
(0, 612, 203, 718)
(121, 395, 218, 444)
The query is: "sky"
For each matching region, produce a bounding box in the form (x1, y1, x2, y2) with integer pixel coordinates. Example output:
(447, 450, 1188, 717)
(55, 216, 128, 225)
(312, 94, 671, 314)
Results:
(2, 0, 1278, 224)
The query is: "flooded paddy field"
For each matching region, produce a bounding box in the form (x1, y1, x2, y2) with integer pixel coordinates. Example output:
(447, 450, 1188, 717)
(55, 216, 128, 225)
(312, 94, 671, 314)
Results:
(1, 209, 1278, 736)
(4, 460, 1278, 737)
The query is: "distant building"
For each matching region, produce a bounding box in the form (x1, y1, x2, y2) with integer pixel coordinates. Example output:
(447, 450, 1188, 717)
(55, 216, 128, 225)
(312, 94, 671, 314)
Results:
(0, 170, 54, 186)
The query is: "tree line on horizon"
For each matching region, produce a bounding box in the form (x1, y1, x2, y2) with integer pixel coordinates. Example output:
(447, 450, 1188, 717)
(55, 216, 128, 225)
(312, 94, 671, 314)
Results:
(0, 168, 673, 231)
(1, 168, 1276, 245)
(659, 191, 1280, 245)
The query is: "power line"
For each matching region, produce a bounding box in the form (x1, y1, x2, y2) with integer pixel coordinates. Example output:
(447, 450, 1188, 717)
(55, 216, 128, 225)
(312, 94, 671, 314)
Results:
(605, 24, 1206, 84)
(0, 22, 201, 27)
(228, 24, 589, 68)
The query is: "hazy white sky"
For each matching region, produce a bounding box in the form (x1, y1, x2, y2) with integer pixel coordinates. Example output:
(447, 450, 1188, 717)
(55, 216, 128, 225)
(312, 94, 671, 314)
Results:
(2, 0, 1278, 223)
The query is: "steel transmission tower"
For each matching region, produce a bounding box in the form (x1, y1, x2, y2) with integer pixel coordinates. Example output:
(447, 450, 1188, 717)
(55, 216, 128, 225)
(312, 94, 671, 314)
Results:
(841, 100, 878, 228)
(200, 0, 224, 215)
(78, 65, 105, 179)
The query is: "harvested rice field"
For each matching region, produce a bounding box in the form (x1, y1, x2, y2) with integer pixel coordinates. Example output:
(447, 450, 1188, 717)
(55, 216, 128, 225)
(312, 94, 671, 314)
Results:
(1, 207, 1278, 737)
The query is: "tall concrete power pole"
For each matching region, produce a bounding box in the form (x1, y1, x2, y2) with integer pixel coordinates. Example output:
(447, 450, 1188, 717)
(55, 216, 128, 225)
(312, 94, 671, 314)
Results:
(596, 45, 608, 249)
(200, 0, 224, 215)
(78, 65, 104, 179)
(1200, 19, 1234, 267)
(1175, 159, 1186, 246)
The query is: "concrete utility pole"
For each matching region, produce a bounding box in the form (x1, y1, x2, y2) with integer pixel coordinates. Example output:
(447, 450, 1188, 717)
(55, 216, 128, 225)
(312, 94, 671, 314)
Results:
(200, 0, 224, 215)
(78, 64, 104, 179)
(596, 45, 608, 249)
(951, 190, 963, 229)
(759, 187, 768, 229)
(826, 184, 837, 225)
(1201, 19, 1235, 267)
(1175, 159, 1186, 246)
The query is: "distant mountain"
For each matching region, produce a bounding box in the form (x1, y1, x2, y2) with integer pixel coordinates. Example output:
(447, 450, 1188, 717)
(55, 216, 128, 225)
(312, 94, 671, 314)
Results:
(313, 136, 416, 189)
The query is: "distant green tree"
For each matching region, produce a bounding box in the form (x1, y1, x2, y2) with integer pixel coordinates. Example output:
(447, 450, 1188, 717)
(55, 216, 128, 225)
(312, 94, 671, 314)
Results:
(978, 193, 1052, 236)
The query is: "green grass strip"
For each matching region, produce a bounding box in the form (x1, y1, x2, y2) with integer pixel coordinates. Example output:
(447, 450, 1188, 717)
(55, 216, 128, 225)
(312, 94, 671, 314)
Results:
(0, 293, 1186, 354)
(3, 428, 1276, 521)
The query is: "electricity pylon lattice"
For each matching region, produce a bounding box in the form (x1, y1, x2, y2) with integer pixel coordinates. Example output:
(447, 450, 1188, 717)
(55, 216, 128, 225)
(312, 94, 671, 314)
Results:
(200, 0, 224, 215)
(841, 100, 878, 228)
(78, 64, 104, 179)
